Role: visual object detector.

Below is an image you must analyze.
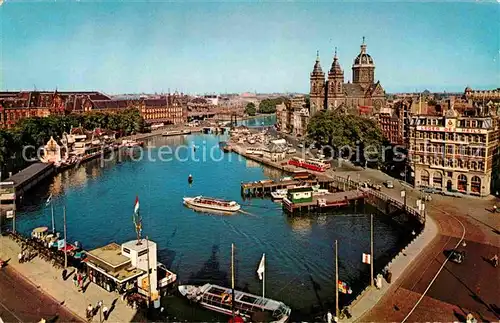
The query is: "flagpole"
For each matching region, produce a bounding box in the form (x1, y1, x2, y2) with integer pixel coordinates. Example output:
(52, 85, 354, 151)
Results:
(51, 202, 55, 234)
(146, 236, 152, 308)
(262, 253, 265, 299)
(231, 243, 235, 321)
(63, 206, 67, 269)
(335, 240, 339, 319)
(370, 213, 374, 287)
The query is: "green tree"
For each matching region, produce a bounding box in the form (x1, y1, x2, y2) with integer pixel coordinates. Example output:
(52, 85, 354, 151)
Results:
(245, 102, 257, 116)
(307, 110, 386, 165)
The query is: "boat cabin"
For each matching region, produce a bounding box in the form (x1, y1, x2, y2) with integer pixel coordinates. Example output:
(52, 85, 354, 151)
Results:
(287, 187, 314, 203)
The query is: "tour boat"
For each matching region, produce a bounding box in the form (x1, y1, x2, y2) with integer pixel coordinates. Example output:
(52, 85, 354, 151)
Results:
(288, 157, 329, 172)
(271, 189, 288, 200)
(183, 196, 241, 212)
(121, 139, 144, 148)
(178, 283, 291, 323)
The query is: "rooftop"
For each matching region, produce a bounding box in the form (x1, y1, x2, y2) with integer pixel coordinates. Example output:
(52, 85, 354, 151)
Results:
(86, 242, 130, 268)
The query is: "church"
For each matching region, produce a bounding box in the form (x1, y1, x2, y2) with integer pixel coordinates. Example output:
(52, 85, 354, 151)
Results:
(309, 38, 386, 116)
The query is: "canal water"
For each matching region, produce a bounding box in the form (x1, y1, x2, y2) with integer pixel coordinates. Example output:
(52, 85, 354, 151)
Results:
(13, 115, 412, 321)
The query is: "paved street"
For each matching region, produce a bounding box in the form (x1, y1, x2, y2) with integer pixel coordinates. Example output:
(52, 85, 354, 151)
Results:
(332, 166, 500, 322)
(0, 265, 82, 323)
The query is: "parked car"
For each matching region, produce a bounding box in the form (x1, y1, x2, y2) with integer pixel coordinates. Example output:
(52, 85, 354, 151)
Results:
(449, 250, 465, 264)
(385, 180, 394, 189)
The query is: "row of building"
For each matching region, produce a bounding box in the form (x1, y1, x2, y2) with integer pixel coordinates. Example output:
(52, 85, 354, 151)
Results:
(0, 91, 253, 129)
(276, 38, 500, 197)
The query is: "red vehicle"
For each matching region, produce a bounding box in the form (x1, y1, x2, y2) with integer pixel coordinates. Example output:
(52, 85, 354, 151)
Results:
(288, 157, 328, 172)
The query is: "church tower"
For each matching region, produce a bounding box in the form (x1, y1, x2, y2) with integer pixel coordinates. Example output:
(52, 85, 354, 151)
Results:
(327, 48, 345, 110)
(352, 37, 375, 88)
(309, 51, 326, 116)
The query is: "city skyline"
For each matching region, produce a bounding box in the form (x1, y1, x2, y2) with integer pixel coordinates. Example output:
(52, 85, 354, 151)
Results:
(1, 1, 499, 94)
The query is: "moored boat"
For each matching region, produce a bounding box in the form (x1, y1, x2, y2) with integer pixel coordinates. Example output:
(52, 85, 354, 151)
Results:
(178, 283, 291, 323)
(183, 196, 241, 212)
(271, 189, 288, 200)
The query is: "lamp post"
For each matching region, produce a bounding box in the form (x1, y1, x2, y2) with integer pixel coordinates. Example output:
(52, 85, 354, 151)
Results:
(401, 190, 407, 211)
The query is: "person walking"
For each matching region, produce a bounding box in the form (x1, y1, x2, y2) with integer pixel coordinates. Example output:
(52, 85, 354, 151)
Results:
(102, 305, 109, 320)
(18, 252, 23, 263)
(327, 310, 333, 323)
(73, 274, 78, 287)
(86, 304, 93, 322)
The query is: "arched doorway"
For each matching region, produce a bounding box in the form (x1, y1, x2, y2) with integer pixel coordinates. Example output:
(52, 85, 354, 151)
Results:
(457, 174, 468, 192)
(432, 172, 443, 189)
(421, 170, 430, 187)
(447, 180, 453, 191)
(471, 176, 481, 194)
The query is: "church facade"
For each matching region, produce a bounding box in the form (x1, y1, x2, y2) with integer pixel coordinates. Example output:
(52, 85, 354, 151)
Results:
(309, 38, 386, 116)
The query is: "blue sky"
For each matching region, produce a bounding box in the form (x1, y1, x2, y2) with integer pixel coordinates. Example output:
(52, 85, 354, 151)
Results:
(1, 1, 499, 94)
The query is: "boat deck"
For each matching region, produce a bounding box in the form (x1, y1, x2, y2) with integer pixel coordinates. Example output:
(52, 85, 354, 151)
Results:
(282, 190, 366, 214)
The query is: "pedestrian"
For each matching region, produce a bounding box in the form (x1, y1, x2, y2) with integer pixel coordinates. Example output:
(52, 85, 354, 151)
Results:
(493, 205, 497, 213)
(102, 305, 109, 320)
(86, 304, 93, 322)
(77, 273, 83, 292)
(18, 252, 23, 263)
(327, 310, 333, 323)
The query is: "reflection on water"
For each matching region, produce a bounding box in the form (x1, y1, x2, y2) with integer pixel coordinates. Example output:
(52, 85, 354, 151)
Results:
(12, 119, 411, 321)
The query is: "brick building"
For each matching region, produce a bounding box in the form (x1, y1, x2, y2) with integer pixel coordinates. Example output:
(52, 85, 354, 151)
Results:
(309, 38, 386, 117)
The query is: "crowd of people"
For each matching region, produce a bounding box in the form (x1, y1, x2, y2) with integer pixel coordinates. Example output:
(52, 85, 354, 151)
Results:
(9, 231, 66, 269)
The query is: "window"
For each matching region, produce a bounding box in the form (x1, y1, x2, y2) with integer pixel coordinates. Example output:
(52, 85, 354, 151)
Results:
(138, 249, 148, 257)
(421, 170, 430, 185)
(457, 174, 467, 192)
(123, 248, 130, 254)
(471, 176, 481, 193)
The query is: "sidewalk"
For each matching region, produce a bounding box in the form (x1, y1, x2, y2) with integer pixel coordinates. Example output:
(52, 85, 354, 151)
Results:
(0, 236, 142, 322)
(343, 207, 439, 322)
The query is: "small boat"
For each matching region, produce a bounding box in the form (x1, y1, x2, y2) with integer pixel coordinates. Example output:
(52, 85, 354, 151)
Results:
(188, 174, 193, 184)
(121, 139, 144, 148)
(271, 189, 288, 200)
(178, 283, 291, 323)
(183, 196, 241, 212)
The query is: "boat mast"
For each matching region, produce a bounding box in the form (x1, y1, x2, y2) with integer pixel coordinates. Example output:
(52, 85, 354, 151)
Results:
(231, 243, 235, 320)
(51, 203, 55, 234)
(370, 214, 374, 287)
(146, 236, 152, 308)
(63, 206, 67, 269)
(335, 240, 339, 319)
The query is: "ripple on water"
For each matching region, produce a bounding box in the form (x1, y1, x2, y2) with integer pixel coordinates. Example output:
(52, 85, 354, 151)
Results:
(14, 121, 408, 319)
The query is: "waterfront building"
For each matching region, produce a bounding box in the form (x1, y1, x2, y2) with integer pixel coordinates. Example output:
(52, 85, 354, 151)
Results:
(286, 187, 314, 203)
(275, 96, 309, 137)
(0, 91, 111, 128)
(309, 38, 386, 116)
(84, 239, 176, 301)
(408, 97, 499, 196)
(41, 136, 66, 164)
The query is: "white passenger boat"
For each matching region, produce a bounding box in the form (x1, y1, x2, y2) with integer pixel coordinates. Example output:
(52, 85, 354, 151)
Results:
(271, 189, 288, 200)
(183, 196, 241, 212)
(178, 283, 291, 323)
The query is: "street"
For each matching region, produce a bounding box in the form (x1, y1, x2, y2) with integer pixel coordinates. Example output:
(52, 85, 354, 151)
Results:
(0, 265, 83, 323)
(332, 167, 500, 322)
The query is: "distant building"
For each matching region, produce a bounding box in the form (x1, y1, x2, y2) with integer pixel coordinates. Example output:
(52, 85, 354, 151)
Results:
(309, 38, 386, 117)
(276, 96, 309, 137)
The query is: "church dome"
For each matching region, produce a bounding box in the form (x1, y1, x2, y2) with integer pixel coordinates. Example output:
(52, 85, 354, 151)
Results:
(352, 37, 374, 67)
(354, 52, 374, 65)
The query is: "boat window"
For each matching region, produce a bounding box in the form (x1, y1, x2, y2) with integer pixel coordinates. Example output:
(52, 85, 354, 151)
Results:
(240, 295, 258, 304)
(208, 287, 226, 295)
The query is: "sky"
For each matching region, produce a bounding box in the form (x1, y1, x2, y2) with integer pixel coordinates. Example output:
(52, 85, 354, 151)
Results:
(0, 1, 499, 95)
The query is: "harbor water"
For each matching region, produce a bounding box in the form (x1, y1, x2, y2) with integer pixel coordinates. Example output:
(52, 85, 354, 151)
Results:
(11, 116, 412, 321)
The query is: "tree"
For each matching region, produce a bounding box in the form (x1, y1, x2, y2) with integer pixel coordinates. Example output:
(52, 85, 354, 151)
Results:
(307, 110, 386, 165)
(258, 98, 284, 114)
(245, 102, 257, 116)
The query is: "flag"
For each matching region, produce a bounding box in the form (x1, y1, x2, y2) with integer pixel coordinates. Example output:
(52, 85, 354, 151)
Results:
(45, 194, 52, 206)
(257, 253, 265, 280)
(134, 196, 140, 214)
(338, 280, 352, 294)
(362, 253, 371, 264)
